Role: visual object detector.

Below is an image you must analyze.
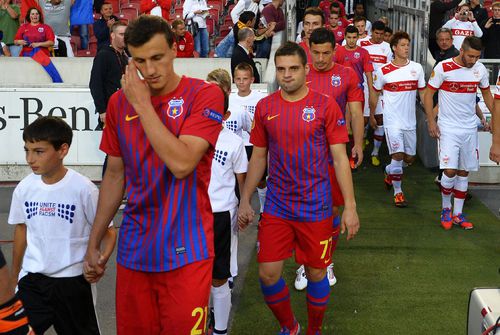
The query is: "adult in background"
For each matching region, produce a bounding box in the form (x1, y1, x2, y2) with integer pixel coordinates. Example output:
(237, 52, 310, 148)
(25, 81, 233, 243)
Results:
(14, 7, 54, 56)
(39, 0, 74, 57)
(84, 15, 225, 334)
(231, 27, 261, 83)
(428, 0, 460, 58)
(259, 0, 285, 58)
(442, 2, 482, 50)
(172, 19, 194, 58)
(70, 0, 93, 50)
(89, 21, 128, 129)
(481, 1, 500, 59)
(93, 2, 119, 51)
(0, 0, 20, 56)
(469, 0, 487, 28)
(434, 27, 459, 64)
(183, 0, 210, 57)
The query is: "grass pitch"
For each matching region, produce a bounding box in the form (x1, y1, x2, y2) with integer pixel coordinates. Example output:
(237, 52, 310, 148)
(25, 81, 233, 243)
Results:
(230, 161, 500, 334)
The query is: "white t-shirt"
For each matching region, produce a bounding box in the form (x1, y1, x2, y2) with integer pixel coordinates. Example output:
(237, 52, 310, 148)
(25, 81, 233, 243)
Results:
(359, 39, 393, 72)
(227, 90, 267, 146)
(428, 58, 490, 131)
(8, 169, 99, 278)
(373, 60, 426, 130)
(442, 18, 483, 51)
(209, 128, 248, 212)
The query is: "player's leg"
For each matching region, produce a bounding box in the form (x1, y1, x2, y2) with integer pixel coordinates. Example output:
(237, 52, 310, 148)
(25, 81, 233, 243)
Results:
(245, 145, 267, 217)
(257, 214, 297, 333)
(159, 259, 213, 335)
(295, 217, 335, 335)
(384, 128, 406, 207)
(438, 131, 460, 230)
(229, 206, 238, 284)
(371, 102, 385, 166)
(52, 275, 100, 335)
(0, 248, 30, 335)
(210, 211, 232, 335)
(362, 87, 371, 150)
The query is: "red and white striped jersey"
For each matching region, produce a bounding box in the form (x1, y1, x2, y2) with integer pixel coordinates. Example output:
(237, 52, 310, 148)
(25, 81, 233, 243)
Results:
(373, 60, 425, 130)
(442, 18, 483, 51)
(358, 39, 393, 72)
(428, 58, 489, 131)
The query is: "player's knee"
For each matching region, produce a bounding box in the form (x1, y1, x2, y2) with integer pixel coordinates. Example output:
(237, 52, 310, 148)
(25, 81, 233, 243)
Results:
(375, 115, 384, 125)
(457, 170, 469, 177)
(305, 266, 327, 282)
(404, 155, 415, 165)
(258, 268, 281, 286)
(443, 169, 457, 178)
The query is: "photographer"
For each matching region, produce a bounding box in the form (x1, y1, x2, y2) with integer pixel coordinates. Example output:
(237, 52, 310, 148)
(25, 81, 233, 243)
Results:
(442, 2, 482, 50)
(481, 1, 500, 58)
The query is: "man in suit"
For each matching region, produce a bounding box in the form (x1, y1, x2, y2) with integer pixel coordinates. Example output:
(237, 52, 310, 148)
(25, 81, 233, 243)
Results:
(231, 27, 261, 83)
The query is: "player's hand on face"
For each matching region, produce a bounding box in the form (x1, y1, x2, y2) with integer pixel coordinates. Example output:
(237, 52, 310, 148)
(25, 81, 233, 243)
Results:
(369, 115, 377, 129)
(490, 143, 500, 164)
(351, 144, 363, 167)
(341, 207, 359, 240)
(121, 61, 151, 110)
(237, 201, 255, 230)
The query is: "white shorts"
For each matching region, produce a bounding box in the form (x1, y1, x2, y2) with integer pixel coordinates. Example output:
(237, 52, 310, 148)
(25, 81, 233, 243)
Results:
(438, 130, 479, 171)
(384, 127, 416, 155)
(363, 85, 383, 117)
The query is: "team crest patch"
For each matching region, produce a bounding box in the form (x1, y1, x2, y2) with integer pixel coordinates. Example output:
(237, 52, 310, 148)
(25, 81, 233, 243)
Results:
(38, 27, 44, 33)
(302, 107, 316, 122)
(354, 52, 360, 59)
(337, 118, 346, 126)
(167, 98, 184, 119)
(331, 75, 342, 87)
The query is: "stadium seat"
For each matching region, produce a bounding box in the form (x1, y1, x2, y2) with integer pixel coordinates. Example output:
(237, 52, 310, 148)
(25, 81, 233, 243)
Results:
(93, 13, 102, 21)
(121, 2, 141, 12)
(174, 7, 184, 17)
(118, 11, 136, 22)
(108, 0, 121, 12)
(76, 49, 96, 57)
(219, 25, 231, 38)
(206, 17, 215, 35)
(169, 12, 182, 21)
(120, 7, 139, 20)
(70, 35, 81, 49)
(208, 7, 219, 20)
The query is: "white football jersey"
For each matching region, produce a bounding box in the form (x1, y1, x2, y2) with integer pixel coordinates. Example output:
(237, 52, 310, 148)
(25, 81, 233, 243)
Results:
(373, 60, 426, 130)
(228, 90, 267, 146)
(359, 39, 393, 72)
(442, 18, 483, 51)
(428, 58, 490, 131)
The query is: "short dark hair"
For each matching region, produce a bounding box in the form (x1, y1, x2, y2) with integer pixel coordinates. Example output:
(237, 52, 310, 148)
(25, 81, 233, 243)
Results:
(309, 27, 336, 48)
(389, 31, 410, 50)
(345, 25, 359, 35)
(303, 7, 325, 25)
(461, 36, 482, 51)
(23, 116, 73, 150)
(372, 20, 386, 32)
(171, 19, 185, 29)
(275, 41, 307, 66)
(384, 26, 393, 34)
(239, 11, 256, 24)
(100, 2, 112, 11)
(234, 62, 254, 77)
(353, 15, 366, 24)
(25, 7, 43, 24)
(125, 15, 175, 48)
(329, 2, 340, 12)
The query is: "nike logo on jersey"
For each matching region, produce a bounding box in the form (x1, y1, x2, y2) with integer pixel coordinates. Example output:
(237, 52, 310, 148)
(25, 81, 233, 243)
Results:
(125, 114, 139, 121)
(267, 114, 280, 121)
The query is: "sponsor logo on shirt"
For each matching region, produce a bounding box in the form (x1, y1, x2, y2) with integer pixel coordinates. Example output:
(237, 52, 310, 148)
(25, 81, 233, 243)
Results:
(214, 149, 229, 166)
(125, 114, 139, 121)
(244, 105, 256, 115)
(24, 201, 76, 224)
(167, 98, 184, 119)
(302, 107, 316, 122)
(175, 246, 186, 255)
(451, 29, 474, 37)
(203, 108, 223, 123)
(331, 75, 342, 87)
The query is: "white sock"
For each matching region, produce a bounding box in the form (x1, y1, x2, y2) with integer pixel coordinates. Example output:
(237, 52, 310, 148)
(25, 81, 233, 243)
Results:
(371, 126, 384, 156)
(453, 176, 468, 216)
(257, 186, 267, 213)
(389, 159, 403, 195)
(440, 174, 456, 210)
(212, 282, 231, 334)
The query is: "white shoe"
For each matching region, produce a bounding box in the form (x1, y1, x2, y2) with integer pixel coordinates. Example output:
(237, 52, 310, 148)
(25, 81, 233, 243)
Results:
(294, 265, 308, 290)
(327, 263, 337, 286)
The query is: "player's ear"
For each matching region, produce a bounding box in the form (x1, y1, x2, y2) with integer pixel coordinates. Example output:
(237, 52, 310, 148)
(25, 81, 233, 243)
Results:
(58, 143, 70, 159)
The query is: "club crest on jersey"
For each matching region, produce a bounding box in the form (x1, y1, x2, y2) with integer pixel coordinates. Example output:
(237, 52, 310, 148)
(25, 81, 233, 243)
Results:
(337, 118, 346, 126)
(449, 82, 460, 92)
(167, 98, 184, 119)
(331, 75, 342, 87)
(302, 107, 316, 122)
(354, 52, 360, 59)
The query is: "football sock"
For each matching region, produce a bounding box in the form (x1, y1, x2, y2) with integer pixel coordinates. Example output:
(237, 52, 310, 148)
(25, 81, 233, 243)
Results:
(371, 126, 384, 156)
(453, 176, 468, 216)
(440, 174, 456, 210)
(212, 283, 231, 335)
(306, 274, 330, 334)
(0, 295, 29, 335)
(260, 278, 295, 331)
(257, 186, 267, 213)
(389, 159, 403, 195)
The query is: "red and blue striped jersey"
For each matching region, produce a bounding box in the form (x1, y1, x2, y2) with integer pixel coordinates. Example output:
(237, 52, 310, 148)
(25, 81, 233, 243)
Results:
(334, 45, 374, 85)
(100, 76, 224, 272)
(307, 63, 364, 116)
(250, 89, 348, 222)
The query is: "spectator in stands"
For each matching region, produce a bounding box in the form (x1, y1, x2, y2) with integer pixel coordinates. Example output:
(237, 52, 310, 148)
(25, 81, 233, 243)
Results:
(89, 21, 127, 129)
(353, 15, 368, 39)
(330, 2, 349, 29)
(231, 0, 260, 24)
(259, 0, 284, 58)
(216, 10, 255, 58)
(70, 0, 93, 50)
(231, 27, 261, 83)
(0, 0, 21, 56)
(172, 19, 195, 58)
(429, 0, 460, 58)
(93, 2, 119, 51)
(183, 0, 210, 58)
(352, 3, 371, 33)
(481, 1, 500, 58)
(442, 3, 482, 50)
(0, 30, 12, 56)
(39, 0, 73, 57)
(469, 0, 488, 28)
(383, 26, 393, 43)
(328, 11, 345, 44)
(319, 0, 345, 22)
(434, 27, 459, 63)
(14, 7, 55, 56)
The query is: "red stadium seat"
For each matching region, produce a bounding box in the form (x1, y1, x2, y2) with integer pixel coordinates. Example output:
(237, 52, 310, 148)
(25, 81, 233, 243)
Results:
(174, 7, 184, 17)
(76, 49, 96, 57)
(122, 2, 141, 12)
(219, 25, 231, 38)
(108, 0, 121, 12)
(70, 35, 81, 49)
(206, 17, 215, 36)
(208, 7, 219, 20)
(93, 13, 102, 21)
(120, 7, 138, 20)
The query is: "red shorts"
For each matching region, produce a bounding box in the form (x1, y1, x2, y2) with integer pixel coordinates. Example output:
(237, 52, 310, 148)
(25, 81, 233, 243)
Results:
(116, 259, 213, 335)
(257, 213, 334, 268)
(329, 164, 345, 207)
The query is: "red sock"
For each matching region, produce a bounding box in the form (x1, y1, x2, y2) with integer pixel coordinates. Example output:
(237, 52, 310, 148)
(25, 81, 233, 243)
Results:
(260, 278, 295, 330)
(306, 275, 330, 335)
